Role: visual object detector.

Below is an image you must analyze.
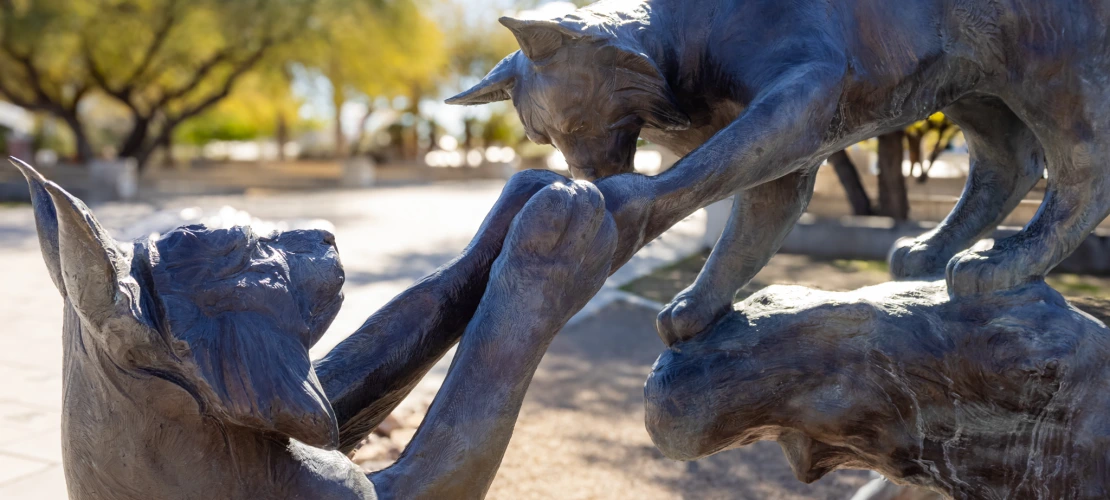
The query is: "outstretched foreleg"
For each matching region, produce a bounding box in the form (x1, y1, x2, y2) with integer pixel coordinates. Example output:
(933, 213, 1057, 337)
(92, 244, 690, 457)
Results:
(602, 63, 844, 345)
(314, 169, 570, 452)
(370, 182, 617, 499)
(656, 169, 817, 346)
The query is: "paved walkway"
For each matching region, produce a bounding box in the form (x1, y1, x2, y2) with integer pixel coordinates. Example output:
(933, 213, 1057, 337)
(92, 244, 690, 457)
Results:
(0, 179, 705, 498)
(489, 300, 868, 499)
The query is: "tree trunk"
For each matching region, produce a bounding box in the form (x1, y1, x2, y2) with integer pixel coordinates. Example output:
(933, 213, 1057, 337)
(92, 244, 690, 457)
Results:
(132, 123, 172, 171)
(877, 132, 910, 221)
(334, 94, 347, 159)
(276, 113, 288, 162)
(906, 131, 923, 177)
(827, 150, 873, 216)
(118, 116, 150, 159)
(919, 132, 948, 184)
(160, 132, 174, 168)
(463, 116, 476, 150)
(352, 105, 374, 156)
(61, 114, 95, 164)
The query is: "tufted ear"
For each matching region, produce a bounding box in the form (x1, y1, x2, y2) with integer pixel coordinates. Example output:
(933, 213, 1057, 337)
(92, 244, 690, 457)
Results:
(499, 16, 584, 62)
(11, 157, 129, 328)
(445, 52, 521, 105)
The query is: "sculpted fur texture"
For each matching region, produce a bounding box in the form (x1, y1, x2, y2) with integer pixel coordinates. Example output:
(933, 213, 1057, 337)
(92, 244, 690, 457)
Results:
(13, 157, 628, 499)
(449, 0, 1110, 347)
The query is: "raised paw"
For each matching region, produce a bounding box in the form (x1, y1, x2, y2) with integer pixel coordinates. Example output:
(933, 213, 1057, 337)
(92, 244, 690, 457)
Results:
(945, 247, 1040, 297)
(497, 181, 618, 318)
(656, 286, 732, 347)
(889, 237, 950, 280)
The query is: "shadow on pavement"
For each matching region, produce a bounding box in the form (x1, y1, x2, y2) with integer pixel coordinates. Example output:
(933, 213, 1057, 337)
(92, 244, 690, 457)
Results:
(489, 300, 868, 499)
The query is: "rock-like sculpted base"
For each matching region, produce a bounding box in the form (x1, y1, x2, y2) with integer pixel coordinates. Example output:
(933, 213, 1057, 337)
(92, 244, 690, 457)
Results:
(646, 280, 1110, 499)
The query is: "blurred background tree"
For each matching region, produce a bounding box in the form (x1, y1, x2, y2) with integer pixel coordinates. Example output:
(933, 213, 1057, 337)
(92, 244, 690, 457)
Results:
(0, 0, 315, 167)
(0, 0, 453, 167)
(294, 0, 446, 159)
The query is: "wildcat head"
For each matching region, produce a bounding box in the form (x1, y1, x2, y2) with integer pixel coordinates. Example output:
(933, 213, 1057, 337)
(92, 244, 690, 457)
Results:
(446, 12, 689, 181)
(13, 158, 345, 449)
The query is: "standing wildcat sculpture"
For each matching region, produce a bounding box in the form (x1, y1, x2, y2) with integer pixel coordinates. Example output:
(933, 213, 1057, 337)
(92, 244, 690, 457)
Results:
(448, 0, 1110, 347)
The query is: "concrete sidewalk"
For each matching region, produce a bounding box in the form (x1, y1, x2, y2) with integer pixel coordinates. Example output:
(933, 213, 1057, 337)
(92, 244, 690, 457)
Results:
(488, 300, 868, 499)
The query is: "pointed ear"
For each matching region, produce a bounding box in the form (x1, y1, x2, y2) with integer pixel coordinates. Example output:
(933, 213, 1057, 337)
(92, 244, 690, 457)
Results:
(499, 16, 583, 62)
(39, 164, 127, 327)
(10, 158, 64, 293)
(445, 52, 520, 105)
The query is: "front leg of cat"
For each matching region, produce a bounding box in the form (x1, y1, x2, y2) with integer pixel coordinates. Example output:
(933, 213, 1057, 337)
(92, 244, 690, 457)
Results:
(372, 182, 617, 499)
(657, 169, 817, 346)
(315, 169, 571, 451)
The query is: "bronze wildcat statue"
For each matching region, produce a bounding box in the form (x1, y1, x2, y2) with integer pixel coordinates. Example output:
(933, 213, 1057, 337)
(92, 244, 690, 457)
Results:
(14, 157, 617, 499)
(16, 138, 749, 498)
(448, 0, 1110, 348)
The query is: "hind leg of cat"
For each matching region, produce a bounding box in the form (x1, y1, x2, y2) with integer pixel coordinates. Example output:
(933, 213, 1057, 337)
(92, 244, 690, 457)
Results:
(890, 94, 1044, 280)
(946, 99, 1110, 296)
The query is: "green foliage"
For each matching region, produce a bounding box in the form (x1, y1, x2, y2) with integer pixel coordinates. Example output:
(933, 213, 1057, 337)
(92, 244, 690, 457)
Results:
(480, 110, 523, 145)
(0, 0, 316, 163)
(296, 0, 447, 102)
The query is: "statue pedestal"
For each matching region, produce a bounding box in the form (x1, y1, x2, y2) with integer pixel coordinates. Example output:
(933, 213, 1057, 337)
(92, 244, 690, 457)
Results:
(646, 280, 1110, 499)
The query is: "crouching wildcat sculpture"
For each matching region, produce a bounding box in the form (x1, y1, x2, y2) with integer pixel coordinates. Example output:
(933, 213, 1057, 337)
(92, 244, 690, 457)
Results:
(448, 0, 1110, 348)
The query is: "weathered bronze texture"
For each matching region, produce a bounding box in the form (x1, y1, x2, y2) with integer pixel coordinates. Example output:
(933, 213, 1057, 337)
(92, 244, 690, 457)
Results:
(645, 280, 1110, 498)
(12, 157, 688, 499)
(449, 0, 1108, 349)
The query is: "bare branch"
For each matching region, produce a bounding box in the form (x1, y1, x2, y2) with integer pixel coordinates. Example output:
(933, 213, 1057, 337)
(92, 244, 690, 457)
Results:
(166, 43, 273, 127)
(0, 2, 72, 114)
(151, 48, 233, 111)
(122, 0, 179, 90)
(82, 43, 135, 107)
(0, 76, 36, 110)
